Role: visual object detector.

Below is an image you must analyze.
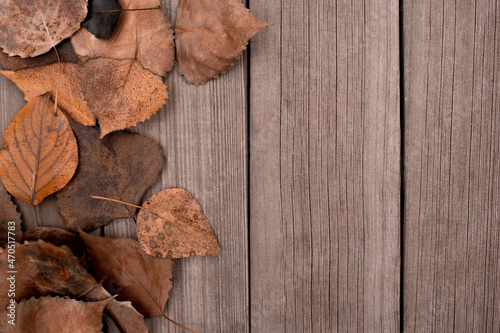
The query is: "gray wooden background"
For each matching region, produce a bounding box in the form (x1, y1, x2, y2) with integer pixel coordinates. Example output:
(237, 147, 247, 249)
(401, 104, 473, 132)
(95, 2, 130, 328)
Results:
(0, 0, 499, 332)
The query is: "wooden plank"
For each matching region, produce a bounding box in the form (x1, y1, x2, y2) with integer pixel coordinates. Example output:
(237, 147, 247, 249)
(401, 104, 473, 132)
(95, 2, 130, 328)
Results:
(103, 1, 250, 332)
(249, 0, 400, 331)
(0, 1, 249, 332)
(403, 0, 500, 331)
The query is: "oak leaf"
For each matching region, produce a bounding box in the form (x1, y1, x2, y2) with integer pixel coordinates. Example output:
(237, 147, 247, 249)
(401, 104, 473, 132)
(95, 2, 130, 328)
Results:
(0, 0, 87, 57)
(175, 0, 268, 84)
(0, 297, 110, 333)
(57, 122, 164, 231)
(81, 231, 174, 317)
(0, 183, 22, 244)
(137, 188, 221, 259)
(0, 94, 78, 205)
(83, 0, 122, 40)
(0, 63, 95, 126)
(72, 0, 175, 76)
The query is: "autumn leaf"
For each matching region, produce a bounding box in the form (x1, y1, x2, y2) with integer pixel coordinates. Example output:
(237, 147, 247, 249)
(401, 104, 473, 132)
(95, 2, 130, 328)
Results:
(24, 227, 86, 266)
(0, 94, 78, 205)
(175, 0, 268, 84)
(0, 297, 110, 333)
(0, 0, 87, 57)
(72, 0, 175, 76)
(0, 63, 95, 126)
(80, 58, 168, 137)
(0, 40, 79, 71)
(0, 239, 148, 331)
(81, 231, 174, 317)
(83, 0, 122, 39)
(1, 58, 168, 136)
(0, 183, 22, 244)
(137, 188, 221, 259)
(0, 240, 96, 310)
(57, 121, 164, 231)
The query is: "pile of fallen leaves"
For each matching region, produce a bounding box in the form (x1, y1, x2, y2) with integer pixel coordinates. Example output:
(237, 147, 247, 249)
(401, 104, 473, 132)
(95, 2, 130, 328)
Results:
(0, 0, 266, 331)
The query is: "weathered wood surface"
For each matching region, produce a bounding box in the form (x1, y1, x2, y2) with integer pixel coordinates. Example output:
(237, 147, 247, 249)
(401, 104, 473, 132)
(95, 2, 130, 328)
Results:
(249, 0, 400, 332)
(403, 0, 500, 332)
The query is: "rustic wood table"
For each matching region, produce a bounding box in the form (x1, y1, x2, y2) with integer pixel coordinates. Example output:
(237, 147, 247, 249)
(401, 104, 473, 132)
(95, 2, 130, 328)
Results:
(0, 0, 498, 332)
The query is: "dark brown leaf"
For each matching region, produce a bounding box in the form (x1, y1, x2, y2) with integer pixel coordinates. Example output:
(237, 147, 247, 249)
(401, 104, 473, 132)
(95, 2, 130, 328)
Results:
(175, 0, 268, 84)
(0, 183, 22, 244)
(81, 231, 173, 317)
(57, 122, 164, 231)
(0, 0, 87, 57)
(0, 94, 79, 205)
(137, 188, 221, 259)
(0, 297, 109, 333)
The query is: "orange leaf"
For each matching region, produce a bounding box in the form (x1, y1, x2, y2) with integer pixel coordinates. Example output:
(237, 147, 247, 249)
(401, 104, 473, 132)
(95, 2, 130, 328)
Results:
(0, 0, 87, 57)
(0, 94, 78, 205)
(137, 188, 221, 259)
(0, 63, 95, 126)
(80, 58, 168, 137)
(175, 0, 268, 84)
(71, 0, 175, 76)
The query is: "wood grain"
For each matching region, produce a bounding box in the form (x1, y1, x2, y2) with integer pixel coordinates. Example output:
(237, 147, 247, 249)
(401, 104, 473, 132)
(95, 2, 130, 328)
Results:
(249, 0, 400, 331)
(104, 1, 250, 332)
(403, 0, 500, 331)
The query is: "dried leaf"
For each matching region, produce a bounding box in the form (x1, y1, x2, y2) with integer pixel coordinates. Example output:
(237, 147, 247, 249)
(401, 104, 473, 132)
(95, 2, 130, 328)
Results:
(0, 40, 79, 71)
(0, 183, 22, 244)
(84, 0, 122, 39)
(0, 297, 109, 333)
(2, 58, 167, 135)
(81, 231, 173, 317)
(137, 188, 220, 259)
(0, 64, 95, 126)
(81, 58, 168, 136)
(175, 0, 268, 84)
(0, 240, 148, 331)
(24, 227, 86, 264)
(57, 122, 164, 231)
(0, 94, 78, 205)
(104, 300, 149, 333)
(0, 240, 97, 310)
(72, 0, 175, 76)
(0, 0, 87, 57)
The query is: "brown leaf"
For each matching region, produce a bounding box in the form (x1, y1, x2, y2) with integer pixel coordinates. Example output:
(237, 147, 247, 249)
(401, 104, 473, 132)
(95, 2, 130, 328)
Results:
(104, 299, 149, 333)
(0, 0, 87, 57)
(81, 231, 174, 317)
(175, 0, 268, 84)
(0, 94, 79, 205)
(57, 122, 164, 231)
(24, 227, 86, 265)
(0, 240, 97, 310)
(80, 58, 168, 137)
(0, 183, 22, 244)
(0, 40, 80, 71)
(71, 0, 175, 76)
(0, 64, 95, 126)
(137, 188, 220, 259)
(0, 240, 148, 331)
(0, 297, 109, 333)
